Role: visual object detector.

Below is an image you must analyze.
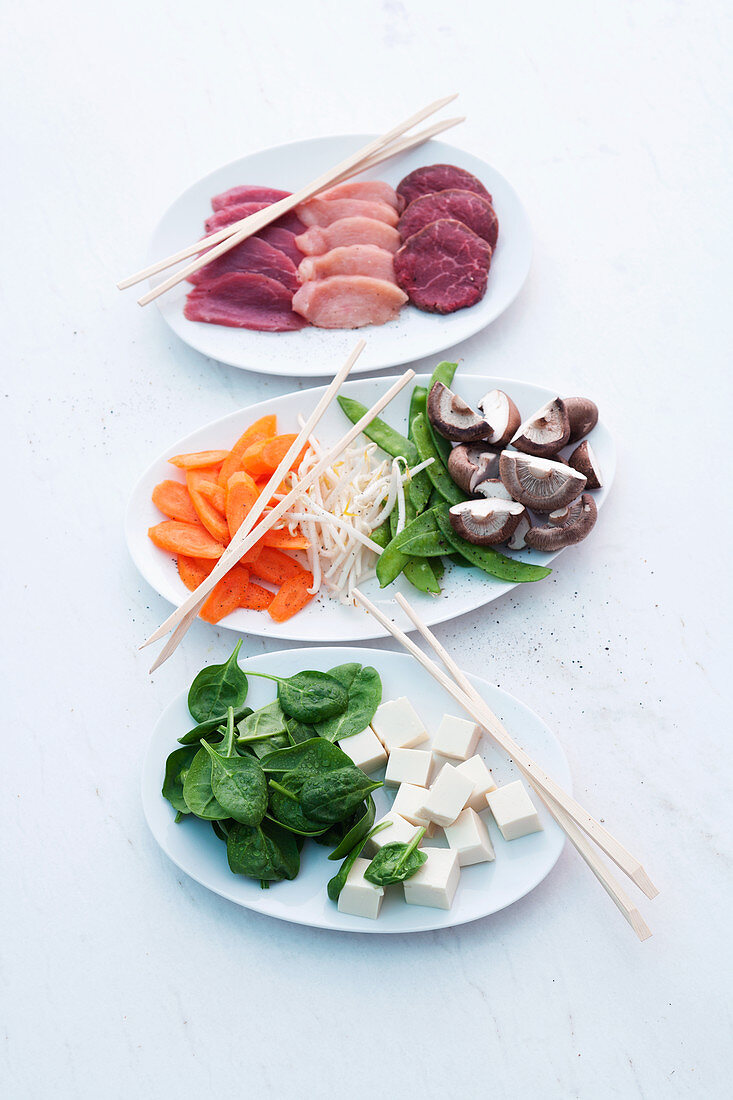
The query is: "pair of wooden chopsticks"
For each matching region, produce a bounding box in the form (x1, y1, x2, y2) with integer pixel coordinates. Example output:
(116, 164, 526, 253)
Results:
(141, 341, 416, 671)
(352, 589, 657, 941)
(118, 95, 464, 303)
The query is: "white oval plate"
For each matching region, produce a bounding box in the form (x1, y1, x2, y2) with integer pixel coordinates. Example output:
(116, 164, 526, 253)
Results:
(142, 647, 570, 933)
(149, 135, 532, 376)
(126, 374, 616, 643)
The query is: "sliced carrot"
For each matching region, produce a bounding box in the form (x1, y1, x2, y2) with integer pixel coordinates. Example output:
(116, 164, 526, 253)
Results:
(240, 438, 272, 478)
(197, 480, 226, 513)
(238, 580, 276, 612)
(217, 415, 278, 487)
(238, 543, 264, 567)
(199, 566, 274, 623)
(251, 546, 307, 586)
(225, 470, 259, 539)
(261, 530, 310, 550)
(148, 521, 225, 559)
(187, 469, 230, 545)
(152, 480, 198, 524)
(268, 575, 315, 622)
(168, 450, 230, 470)
(261, 435, 308, 473)
(177, 555, 217, 591)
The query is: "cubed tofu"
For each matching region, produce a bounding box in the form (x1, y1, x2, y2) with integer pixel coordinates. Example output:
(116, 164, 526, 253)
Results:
(403, 848, 460, 910)
(362, 810, 421, 857)
(444, 807, 496, 866)
(337, 857, 384, 920)
(455, 754, 497, 812)
(418, 763, 474, 827)
(429, 752, 453, 784)
(432, 714, 481, 761)
(338, 726, 387, 774)
(391, 783, 435, 833)
(371, 697, 428, 752)
(486, 780, 543, 841)
(384, 747, 432, 788)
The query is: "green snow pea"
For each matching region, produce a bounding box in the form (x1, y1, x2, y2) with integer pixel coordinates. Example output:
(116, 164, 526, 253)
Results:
(435, 508, 553, 583)
(403, 558, 441, 594)
(337, 396, 418, 464)
(407, 385, 432, 512)
(411, 413, 465, 505)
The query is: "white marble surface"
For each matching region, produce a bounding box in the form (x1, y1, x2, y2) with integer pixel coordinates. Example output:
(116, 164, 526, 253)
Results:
(3, 1, 731, 1097)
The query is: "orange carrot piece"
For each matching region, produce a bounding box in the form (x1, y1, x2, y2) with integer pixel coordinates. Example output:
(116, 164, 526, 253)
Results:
(261, 530, 310, 550)
(169, 450, 230, 469)
(148, 521, 225, 559)
(197, 480, 226, 513)
(177, 555, 217, 591)
(240, 438, 272, 478)
(268, 575, 315, 622)
(237, 580, 276, 611)
(225, 471, 259, 539)
(187, 470, 230, 544)
(152, 480, 199, 524)
(199, 566, 274, 623)
(251, 547, 307, 586)
(261, 434, 308, 473)
(217, 415, 278, 487)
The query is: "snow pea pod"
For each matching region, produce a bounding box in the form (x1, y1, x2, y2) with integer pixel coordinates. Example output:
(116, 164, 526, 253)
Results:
(435, 508, 553, 583)
(370, 519, 391, 549)
(403, 558, 441, 594)
(411, 413, 466, 505)
(337, 396, 418, 464)
(375, 508, 442, 587)
(407, 385, 432, 512)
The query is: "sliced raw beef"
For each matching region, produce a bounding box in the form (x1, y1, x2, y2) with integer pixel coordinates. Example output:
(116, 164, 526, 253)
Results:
(398, 189, 499, 248)
(396, 164, 492, 207)
(204, 202, 306, 237)
(298, 245, 396, 283)
(296, 197, 399, 228)
(394, 219, 492, 314)
(292, 276, 407, 328)
(211, 186, 291, 211)
(318, 180, 403, 211)
(188, 236, 299, 290)
(295, 217, 401, 256)
(185, 273, 308, 331)
(256, 226, 303, 266)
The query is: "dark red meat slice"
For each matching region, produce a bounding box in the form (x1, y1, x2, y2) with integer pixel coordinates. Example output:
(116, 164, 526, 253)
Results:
(212, 186, 291, 211)
(184, 273, 308, 331)
(396, 164, 492, 207)
(189, 237, 299, 290)
(204, 202, 305, 237)
(398, 189, 499, 248)
(394, 219, 492, 314)
(256, 227, 303, 266)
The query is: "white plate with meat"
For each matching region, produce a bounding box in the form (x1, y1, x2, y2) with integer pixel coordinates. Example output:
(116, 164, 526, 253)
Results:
(126, 374, 615, 642)
(142, 646, 570, 933)
(148, 135, 532, 377)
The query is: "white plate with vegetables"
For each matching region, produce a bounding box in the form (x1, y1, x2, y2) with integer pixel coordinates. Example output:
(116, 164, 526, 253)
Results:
(126, 366, 615, 642)
(149, 135, 532, 376)
(142, 645, 570, 933)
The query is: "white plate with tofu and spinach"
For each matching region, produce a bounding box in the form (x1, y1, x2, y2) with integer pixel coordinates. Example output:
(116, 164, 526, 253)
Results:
(142, 645, 570, 933)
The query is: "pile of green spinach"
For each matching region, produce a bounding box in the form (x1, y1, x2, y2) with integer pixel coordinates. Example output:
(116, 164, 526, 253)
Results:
(338, 361, 552, 593)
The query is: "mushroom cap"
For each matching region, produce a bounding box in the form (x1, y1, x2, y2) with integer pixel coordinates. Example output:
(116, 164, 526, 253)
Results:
(477, 389, 521, 448)
(449, 498, 526, 545)
(565, 397, 599, 443)
(567, 440, 603, 489)
(524, 494, 597, 551)
(506, 512, 531, 550)
(427, 382, 491, 442)
(473, 477, 514, 500)
(511, 397, 570, 457)
(499, 450, 587, 513)
(447, 444, 500, 493)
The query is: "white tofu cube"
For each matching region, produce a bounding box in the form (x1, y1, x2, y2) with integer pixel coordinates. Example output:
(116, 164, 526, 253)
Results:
(338, 726, 387, 774)
(444, 808, 496, 866)
(455, 754, 497, 812)
(486, 780, 543, 841)
(403, 848, 460, 910)
(337, 857, 384, 920)
(371, 697, 428, 752)
(432, 714, 481, 761)
(362, 811, 421, 857)
(418, 763, 474, 827)
(429, 752, 453, 784)
(391, 783, 436, 833)
(384, 747, 432, 788)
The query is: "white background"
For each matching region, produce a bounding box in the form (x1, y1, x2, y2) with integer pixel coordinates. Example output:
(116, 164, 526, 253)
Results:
(3, 1, 731, 1097)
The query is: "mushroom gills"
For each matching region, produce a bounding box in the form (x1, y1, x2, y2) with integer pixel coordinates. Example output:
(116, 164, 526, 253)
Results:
(506, 512, 531, 550)
(511, 397, 570, 457)
(427, 382, 491, 442)
(449, 497, 526, 545)
(524, 494, 598, 551)
(472, 476, 514, 501)
(499, 451, 587, 513)
(567, 440, 603, 489)
(477, 388, 521, 447)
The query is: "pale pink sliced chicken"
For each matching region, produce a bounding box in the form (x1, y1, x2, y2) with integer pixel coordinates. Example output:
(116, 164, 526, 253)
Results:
(292, 276, 407, 329)
(297, 245, 396, 284)
(296, 197, 399, 228)
(295, 217, 401, 256)
(318, 180, 403, 210)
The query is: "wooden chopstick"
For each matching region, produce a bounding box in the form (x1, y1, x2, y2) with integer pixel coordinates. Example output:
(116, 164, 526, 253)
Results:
(326, 116, 465, 188)
(393, 593, 652, 941)
(129, 95, 458, 305)
(144, 366, 417, 670)
(351, 589, 658, 901)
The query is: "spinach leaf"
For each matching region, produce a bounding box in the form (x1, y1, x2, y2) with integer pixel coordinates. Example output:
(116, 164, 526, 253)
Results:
(249, 733, 290, 759)
(327, 795, 376, 861)
(201, 732, 268, 827)
(259, 738, 352, 775)
(326, 819, 393, 902)
(211, 819, 232, 843)
(324, 662, 362, 691)
(162, 745, 199, 815)
(435, 508, 553, 582)
(187, 640, 248, 724)
(226, 819, 300, 882)
(182, 748, 229, 820)
(337, 396, 419, 465)
(247, 670, 348, 723)
(266, 778, 331, 837)
(237, 700, 288, 745)
(364, 828, 427, 885)
(284, 715, 317, 745)
(299, 768, 382, 825)
(412, 413, 466, 505)
(316, 665, 382, 743)
(178, 703, 252, 745)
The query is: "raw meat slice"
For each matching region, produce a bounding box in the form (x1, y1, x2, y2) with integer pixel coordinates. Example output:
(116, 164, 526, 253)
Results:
(394, 219, 492, 314)
(205, 203, 305, 237)
(397, 164, 492, 207)
(211, 186, 291, 211)
(296, 197, 399, 228)
(292, 276, 407, 329)
(318, 180, 403, 211)
(398, 189, 499, 248)
(185, 273, 308, 331)
(295, 217, 401, 256)
(188, 236, 299, 290)
(256, 227, 303, 266)
(297, 245, 396, 283)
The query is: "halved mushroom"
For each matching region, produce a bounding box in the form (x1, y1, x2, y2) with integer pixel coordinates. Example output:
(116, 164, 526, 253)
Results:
(565, 397, 598, 442)
(525, 494, 597, 551)
(499, 451, 587, 513)
(427, 382, 490, 442)
(477, 389, 521, 447)
(567, 440, 603, 489)
(447, 444, 499, 494)
(473, 477, 514, 501)
(506, 512, 531, 550)
(449, 498, 526, 545)
(511, 397, 570, 457)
